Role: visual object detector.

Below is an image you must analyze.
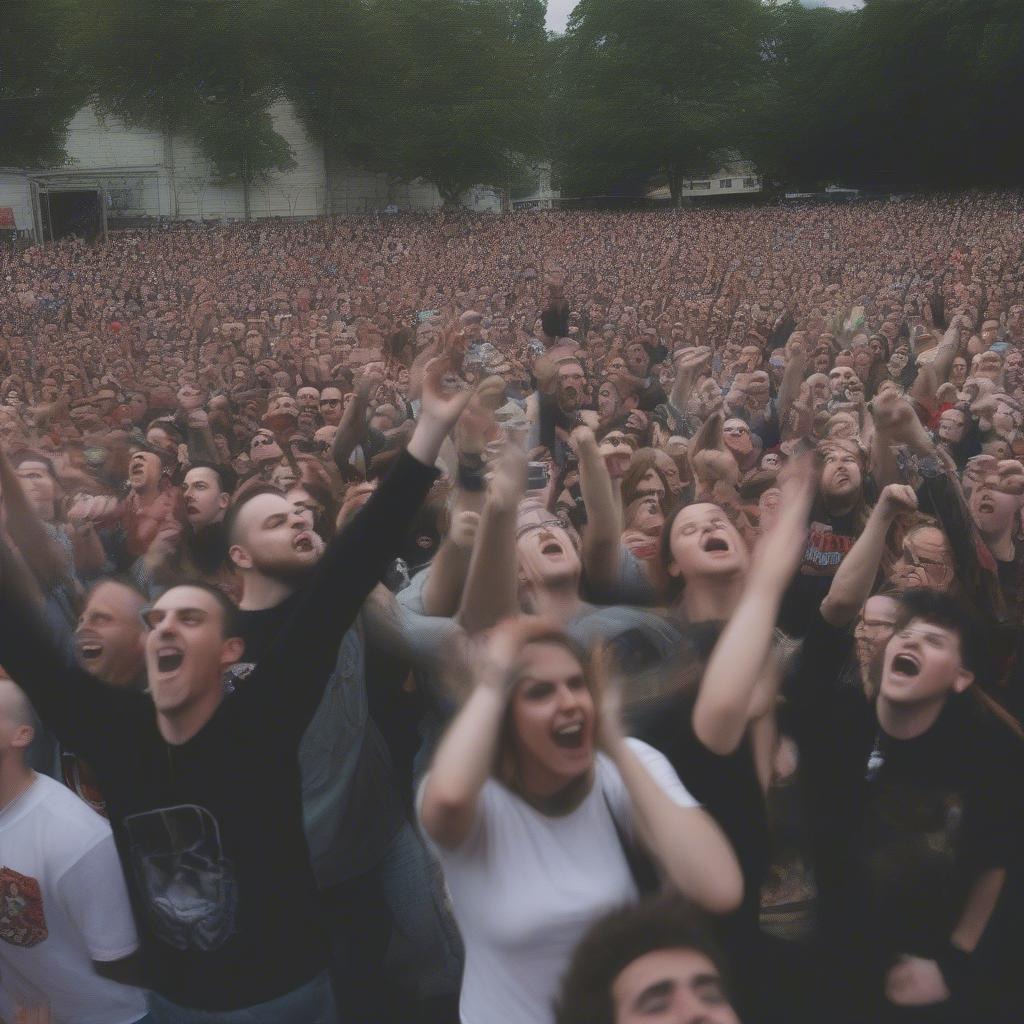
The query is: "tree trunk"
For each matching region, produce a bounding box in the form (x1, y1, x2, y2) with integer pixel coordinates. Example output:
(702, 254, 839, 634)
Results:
(668, 170, 683, 208)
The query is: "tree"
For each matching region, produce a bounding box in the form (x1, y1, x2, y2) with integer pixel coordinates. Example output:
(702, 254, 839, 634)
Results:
(764, 0, 1024, 191)
(282, 0, 547, 206)
(84, 0, 295, 216)
(0, 0, 88, 167)
(553, 0, 773, 205)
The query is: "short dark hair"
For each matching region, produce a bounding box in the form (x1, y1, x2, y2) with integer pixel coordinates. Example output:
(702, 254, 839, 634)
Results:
(892, 588, 983, 676)
(186, 460, 237, 495)
(162, 578, 242, 640)
(223, 482, 286, 544)
(555, 897, 733, 1024)
(87, 574, 148, 605)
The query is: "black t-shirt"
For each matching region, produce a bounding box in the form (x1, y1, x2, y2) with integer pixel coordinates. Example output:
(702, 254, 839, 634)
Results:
(0, 452, 438, 1011)
(627, 622, 769, 971)
(787, 611, 1024, 1003)
(778, 503, 862, 637)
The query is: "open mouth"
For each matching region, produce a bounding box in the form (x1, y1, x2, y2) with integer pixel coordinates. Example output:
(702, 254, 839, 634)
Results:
(78, 640, 103, 662)
(552, 722, 585, 749)
(891, 653, 921, 677)
(978, 498, 995, 514)
(702, 534, 730, 554)
(541, 541, 564, 557)
(157, 648, 184, 673)
(185, 501, 199, 516)
(293, 533, 315, 553)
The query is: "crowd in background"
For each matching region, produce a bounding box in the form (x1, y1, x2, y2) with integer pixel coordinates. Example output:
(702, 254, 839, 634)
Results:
(1, 195, 1023, 1024)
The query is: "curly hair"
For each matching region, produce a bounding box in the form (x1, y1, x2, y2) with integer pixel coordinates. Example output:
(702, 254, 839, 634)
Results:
(555, 897, 733, 1024)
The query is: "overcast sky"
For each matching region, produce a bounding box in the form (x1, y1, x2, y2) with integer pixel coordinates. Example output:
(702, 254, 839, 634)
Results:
(544, 0, 865, 35)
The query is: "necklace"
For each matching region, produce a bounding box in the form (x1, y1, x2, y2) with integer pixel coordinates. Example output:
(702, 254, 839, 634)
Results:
(865, 730, 885, 782)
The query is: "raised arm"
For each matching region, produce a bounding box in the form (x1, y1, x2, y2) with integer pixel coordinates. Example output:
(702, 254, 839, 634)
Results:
(821, 484, 918, 627)
(254, 357, 474, 735)
(0, 448, 71, 591)
(0, 537, 134, 759)
(455, 448, 524, 633)
(777, 335, 808, 426)
(332, 369, 381, 474)
(693, 460, 814, 756)
(572, 426, 621, 592)
(930, 314, 967, 386)
(601, 675, 743, 914)
(420, 618, 556, 848)
(668, 346, 711, 420)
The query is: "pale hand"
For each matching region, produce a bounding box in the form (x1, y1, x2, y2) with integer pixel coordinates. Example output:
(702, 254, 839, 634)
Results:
(885, 956, 950, 1007)
(876, 483, 919, 520)
(870, 390, 926, 444)
(474, 616, 563, 695)
(673, 345, 711, 375)
(569, 424, 597, 454)
(486, 447, 527, 513)
(448, 510, 480, 552)
(420, 356, 476, 432)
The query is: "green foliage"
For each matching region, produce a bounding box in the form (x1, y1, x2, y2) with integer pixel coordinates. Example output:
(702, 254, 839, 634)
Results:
(765, 0, 1024, 191)
(0, 0, 88, 167)
(83, 0, 295, 184)
(552, 0, 773, 203)
(279, 0, 547, 203)
(4, 0, 1023, 198)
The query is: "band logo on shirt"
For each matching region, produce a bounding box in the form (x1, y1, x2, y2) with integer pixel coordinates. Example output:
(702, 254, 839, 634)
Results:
(124, 804, 238, 952)
(0, 867, 48, 948)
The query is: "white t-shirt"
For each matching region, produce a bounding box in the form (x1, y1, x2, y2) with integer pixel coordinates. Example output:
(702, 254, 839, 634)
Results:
(420, 738, 698, 1024)
(0, 774, 147, 1024)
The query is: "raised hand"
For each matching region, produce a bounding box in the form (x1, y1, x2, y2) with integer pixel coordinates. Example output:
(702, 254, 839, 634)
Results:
(750, 454, 815, 584)
(870, 389, 928, 446)
(876, 483, 919, 521)
(485, 446, 527, 513)
(672, 345, 711, 376)
(885, 956, 950, 1007)
(448, 509, 481, 552)
(472, 615, 563, 696)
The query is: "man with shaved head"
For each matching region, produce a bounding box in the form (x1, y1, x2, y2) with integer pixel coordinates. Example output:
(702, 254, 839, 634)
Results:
(0, 677, 148, 1024)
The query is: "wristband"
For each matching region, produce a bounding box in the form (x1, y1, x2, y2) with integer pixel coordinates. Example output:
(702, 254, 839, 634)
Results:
(457, 455, 487, 492)
(932, 940, 972, 997)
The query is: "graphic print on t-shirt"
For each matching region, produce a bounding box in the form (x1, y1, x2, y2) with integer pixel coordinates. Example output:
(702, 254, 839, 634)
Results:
(800, 521, 856, 576)
(0, 867, 48, 948)
(124, 804, 237, 952)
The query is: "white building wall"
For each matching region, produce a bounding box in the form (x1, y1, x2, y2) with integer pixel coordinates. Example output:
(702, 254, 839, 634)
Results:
(14, 100, 503, 231)
(0, 173, 36, 231)
(63, 106, 166, 171)
(168, 99, 326, 220)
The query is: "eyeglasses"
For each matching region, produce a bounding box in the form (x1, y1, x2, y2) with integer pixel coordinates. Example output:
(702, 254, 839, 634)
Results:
(320, 398, 342, 407)
(251, 435, 275, 448)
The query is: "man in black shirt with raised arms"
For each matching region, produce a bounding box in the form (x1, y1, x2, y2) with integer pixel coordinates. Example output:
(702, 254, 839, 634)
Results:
(0, 356, 473, 1022)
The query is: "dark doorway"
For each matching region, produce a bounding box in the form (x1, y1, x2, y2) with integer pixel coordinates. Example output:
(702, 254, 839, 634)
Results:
(42, 189, 103, 241)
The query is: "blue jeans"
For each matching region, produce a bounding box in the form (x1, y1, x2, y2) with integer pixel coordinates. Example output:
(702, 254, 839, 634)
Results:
(147, 972, 338, 1023)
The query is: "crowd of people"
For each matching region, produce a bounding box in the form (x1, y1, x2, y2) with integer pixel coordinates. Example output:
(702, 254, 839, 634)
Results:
(1, 193, 1023, 1024)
